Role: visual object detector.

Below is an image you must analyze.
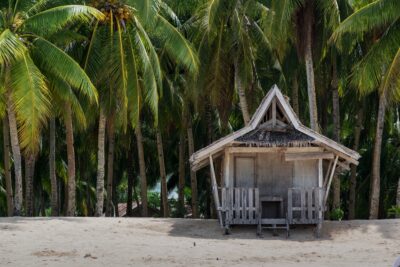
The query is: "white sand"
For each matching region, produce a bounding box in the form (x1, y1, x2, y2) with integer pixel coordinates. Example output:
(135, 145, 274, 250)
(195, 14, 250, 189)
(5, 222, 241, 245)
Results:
(0, 217, 399, 267)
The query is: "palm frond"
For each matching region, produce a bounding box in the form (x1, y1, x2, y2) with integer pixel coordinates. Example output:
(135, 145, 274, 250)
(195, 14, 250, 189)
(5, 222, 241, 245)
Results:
(126, 0, 159, 26)
(0, 29, 27, 66)
(205, 0, 223, 33)
(134, 17, 162, 90)
(32, 37, 98, 104)
(50, 75, 87, 128)
(126, 34, 140, 128)
(132, 28, 159, 123)
(331, 0, 400, 43)
(381, 48, 400, 103)
(115, 20, 128, 130)
(351, 21, 400, 94)
(23, 5, 104, 37)
(154, 15, 199, 76)
(10, 54, 50, 153)
(316, 0, 340, 30)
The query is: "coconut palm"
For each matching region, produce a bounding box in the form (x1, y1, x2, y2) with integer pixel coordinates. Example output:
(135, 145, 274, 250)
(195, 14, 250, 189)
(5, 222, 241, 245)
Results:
(193, 0, 270, 126)
(0, 0, 102, 215)
(331, 0, 400, 219)
(267, 0, 341, 131)
(84, 0, 198, 216)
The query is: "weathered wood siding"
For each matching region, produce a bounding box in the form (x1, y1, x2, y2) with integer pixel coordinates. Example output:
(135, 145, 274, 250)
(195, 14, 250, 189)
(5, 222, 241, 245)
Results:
(257, 152, 293, 209)
(234, 157, 255, 187)
(223, 150, 319, 218)
(293, 160, 318, 188)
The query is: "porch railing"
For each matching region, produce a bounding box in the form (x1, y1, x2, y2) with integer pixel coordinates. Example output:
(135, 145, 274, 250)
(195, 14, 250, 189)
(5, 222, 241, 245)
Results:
(287, 187, 325, 224)
(220, 187, 260, 225)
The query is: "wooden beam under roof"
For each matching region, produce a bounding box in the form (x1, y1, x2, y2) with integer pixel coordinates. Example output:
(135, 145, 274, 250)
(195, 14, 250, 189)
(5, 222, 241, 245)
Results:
(285, 152, 334, 161)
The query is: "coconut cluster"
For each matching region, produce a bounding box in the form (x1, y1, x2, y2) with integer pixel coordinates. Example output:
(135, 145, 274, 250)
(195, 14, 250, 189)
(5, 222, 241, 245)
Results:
(91, 0, 131, 22)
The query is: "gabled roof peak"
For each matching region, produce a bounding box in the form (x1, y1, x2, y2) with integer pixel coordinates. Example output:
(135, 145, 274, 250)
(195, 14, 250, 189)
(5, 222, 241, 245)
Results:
(190, 85, 360, 170)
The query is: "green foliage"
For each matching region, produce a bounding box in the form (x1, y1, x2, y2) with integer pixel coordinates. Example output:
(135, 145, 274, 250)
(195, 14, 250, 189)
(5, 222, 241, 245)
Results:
(387, 206, 400, 218)
(331, 208, 345, 221)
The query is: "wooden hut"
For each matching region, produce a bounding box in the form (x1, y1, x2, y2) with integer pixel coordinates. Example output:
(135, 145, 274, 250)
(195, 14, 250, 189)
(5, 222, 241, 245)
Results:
(190, 85, 360, 236)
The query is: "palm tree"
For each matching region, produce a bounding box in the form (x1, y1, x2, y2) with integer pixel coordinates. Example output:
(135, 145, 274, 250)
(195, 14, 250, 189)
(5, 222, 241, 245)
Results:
(268, 0, 341, 131)
(0, 1, 102, 215)
(84, 0, 198, 217)
(331, 0, 400, 219)
(194, 0, 270, 126)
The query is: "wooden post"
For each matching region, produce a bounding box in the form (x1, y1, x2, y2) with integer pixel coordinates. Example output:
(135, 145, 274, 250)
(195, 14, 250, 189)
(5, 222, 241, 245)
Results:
(224, 149, 230, 187)
(317, 158, 324, 237)
(323, 159, 333, 189)
(288, 188, 293, 223)
(209, 154, 223, 227)
(324, 156, 338, 206)
(272, 98, 277, 127)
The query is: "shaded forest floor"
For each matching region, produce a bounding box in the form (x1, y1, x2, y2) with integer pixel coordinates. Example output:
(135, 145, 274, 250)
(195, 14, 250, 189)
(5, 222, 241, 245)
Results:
(0, 217, 399, 266)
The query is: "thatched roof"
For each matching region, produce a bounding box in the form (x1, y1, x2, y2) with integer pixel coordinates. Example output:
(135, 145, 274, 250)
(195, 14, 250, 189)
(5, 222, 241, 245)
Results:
(235, 127, 314, 147)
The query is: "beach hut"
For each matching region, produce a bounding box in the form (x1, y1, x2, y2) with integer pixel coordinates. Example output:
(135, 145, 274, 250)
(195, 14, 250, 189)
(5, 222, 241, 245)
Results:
(190, 85, 360, 236)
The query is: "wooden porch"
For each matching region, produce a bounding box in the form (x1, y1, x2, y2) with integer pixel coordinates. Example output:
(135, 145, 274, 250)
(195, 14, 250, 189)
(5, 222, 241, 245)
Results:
(217, 186, 325, 235)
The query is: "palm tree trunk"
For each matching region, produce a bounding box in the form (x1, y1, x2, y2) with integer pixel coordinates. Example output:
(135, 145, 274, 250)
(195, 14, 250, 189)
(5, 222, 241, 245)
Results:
(178, 132, 186, 214)
(6, 91, 23, 216)
(49, 117, 58, 216)
(25, 153, 36, 216)
(3, 117, 14, 216)
(396, 177, 400, 218)
(127, 142, 134, 217)
(304, 2, 318, 132)
(187, 117, 198, 218)
(95, 108, 107, 216)
(136, 120, 148, 216)
(292, 70, 299, 116)
(397, 177, 400, 206)
(349, 105, 364, 219)
(369, 93, 386, 219)
(331, 57, 341, 210)
(234, 59, 251, 125)
(106, 113, 116, 217)
(65, 103, 76, 216)
(156, 129, 169, 217)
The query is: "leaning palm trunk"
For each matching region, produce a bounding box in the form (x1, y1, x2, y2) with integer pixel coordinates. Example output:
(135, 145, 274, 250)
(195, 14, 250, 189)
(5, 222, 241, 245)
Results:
(156, 129, 169, 217)
(6, 91, 23, 215)
(25, 153, 36, 216)
(106, 113, 116, 217)
(178, 132, 186, 214)
(369, 93, 386, 219)
(65, 103, 76, 216)
(3, 117, 14, 216)
(136, 120, 148, 217)
(234, 59, 251, 125)
(49, 117, 58, 216)
(303, 2, 318, 132)
(187, 118, 198, 218)
(332, 58, 341, 210)
(95, 109, 107, 216)
(349, 105, 364, 219)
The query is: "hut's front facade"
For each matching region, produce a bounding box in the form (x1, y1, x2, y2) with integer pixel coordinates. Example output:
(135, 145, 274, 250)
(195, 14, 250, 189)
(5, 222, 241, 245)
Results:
(190, 85, 360, 236)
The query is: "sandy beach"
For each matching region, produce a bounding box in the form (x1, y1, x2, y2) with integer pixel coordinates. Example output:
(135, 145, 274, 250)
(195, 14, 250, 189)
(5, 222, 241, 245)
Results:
(0, 217, 399, 267)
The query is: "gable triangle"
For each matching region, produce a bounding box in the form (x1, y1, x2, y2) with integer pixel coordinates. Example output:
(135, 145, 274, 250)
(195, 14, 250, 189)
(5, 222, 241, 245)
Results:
(251, 85, 301, 130)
